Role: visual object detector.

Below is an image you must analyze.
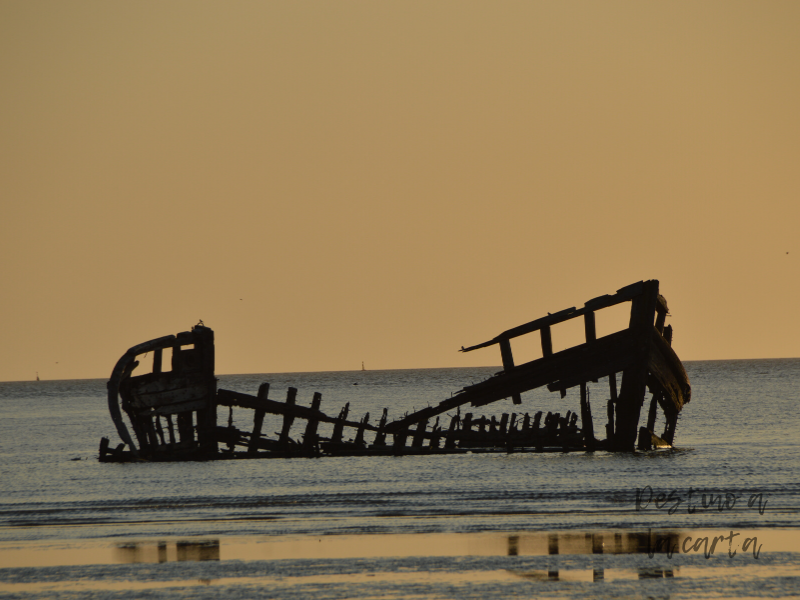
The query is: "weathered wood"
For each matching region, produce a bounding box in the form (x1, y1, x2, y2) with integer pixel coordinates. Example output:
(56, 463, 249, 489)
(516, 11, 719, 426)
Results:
(387, 328, 638, 432)
(166, 414, 176, 446)
(532, 411, 542, 430)
(499, 413, 509, 434)
(129, 378, 209, 408)
(104, 282, 690, 461)
(330, 403, 350, 443)
(217, 390, 380, 432)
(541, 326, 553, 357)
(462, 413, 473, 432)
(499, 338, 522, 405)
(609, 372, 618, 402)
(412, 419, 428, 447)
(429, 417, 441, 448)
(647, 327, 691, 414)
(580, 383, 595, 448)
(646, 391, 660, 432)
(662, 413, 678, 444)
(655, 295, 668, 334)
(373, 408, 389, 447)
(151, 399, 209, 416)
(278, 388, 298, 446)
(460, 281, 645, 354)
(303, 392, 323, 450)
(354, 412, 370, 446)
(584, 311, 596, 343)
(614, 280, 659, 450)
(248, 383, 270, 455)
(154, 416, 166, 446)
(100, 437, 110, 459)
(444, 414, 459, 449)
(177, 412, 193, 444)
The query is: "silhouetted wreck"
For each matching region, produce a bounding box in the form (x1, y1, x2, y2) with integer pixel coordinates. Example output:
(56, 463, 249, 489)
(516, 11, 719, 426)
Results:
(100, 280, 690, 462)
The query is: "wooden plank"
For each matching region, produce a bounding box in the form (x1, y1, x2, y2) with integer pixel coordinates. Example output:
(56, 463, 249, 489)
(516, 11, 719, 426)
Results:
(131, 383, 209, 408)
(541, 326, 553, 357)
(462, 413, 473, 432)
(499, 339, 522, 404)
(411, 419, 428, 447)
(303, 392, 323, 450)
(330, 403, 350, 443)
(499, 413, 509, 434)
(646, 391, 660, 432)
(278, 387, 298, 446)
(153, 349, 162, 374)
(177, 412, 194, 444)
(354, 412, 370, 446)
(584, 311, 596, 343)
(166, 414, 176, 446)
(609, 372, 618, 402)
(460, 281, 646, 354)
(372, 408, 389, 447)
(580, 383, 595, 448)
(248, 383, 270, 455)
(444, 414, 459, 449)
(217, 389, 380, 432)
(614, 280, 659, 450)
(151, 399, 209, 415)
(385, 328, 638, 433)
(461, 307, 577, 353)
(154, 416, 166, 446)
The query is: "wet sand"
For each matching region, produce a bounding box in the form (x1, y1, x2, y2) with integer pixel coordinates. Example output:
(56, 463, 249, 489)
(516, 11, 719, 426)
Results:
(2, 529, 798, 598)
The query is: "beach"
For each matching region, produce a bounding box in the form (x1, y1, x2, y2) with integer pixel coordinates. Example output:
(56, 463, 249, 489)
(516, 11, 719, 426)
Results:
(1, 361, 799, 598)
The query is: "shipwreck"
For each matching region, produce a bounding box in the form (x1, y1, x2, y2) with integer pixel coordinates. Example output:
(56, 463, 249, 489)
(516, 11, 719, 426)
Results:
(100, 280, 690, 462)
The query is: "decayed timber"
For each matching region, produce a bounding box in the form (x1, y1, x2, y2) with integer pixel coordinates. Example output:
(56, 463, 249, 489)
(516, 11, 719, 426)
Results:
(99, 280, 691, 462)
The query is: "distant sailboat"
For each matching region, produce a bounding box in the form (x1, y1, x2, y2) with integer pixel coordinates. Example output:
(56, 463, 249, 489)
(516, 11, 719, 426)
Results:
(36, 372, 40, 381)
(362, 361, 365, 371)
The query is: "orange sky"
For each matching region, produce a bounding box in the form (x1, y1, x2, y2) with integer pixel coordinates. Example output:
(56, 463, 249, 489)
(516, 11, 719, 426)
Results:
(1, 1, 798, 381)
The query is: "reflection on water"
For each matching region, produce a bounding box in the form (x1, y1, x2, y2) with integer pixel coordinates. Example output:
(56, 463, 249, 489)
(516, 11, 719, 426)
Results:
(505, 530, 681, 556)
(115, 540, 219, 563)
(0, 531, 797, 598)
(512, 567, 677, 581)
(0, 529, 794, 569)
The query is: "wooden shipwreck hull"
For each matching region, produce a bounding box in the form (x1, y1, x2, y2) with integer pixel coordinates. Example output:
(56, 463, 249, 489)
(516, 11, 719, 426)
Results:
(100, 280, 690, 462)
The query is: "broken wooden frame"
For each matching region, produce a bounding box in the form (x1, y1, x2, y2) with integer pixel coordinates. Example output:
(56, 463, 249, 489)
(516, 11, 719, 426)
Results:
(100, 280, 690, 462)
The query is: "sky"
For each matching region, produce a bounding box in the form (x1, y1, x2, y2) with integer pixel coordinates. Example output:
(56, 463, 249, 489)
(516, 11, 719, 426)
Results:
(1, 1, 798, 381)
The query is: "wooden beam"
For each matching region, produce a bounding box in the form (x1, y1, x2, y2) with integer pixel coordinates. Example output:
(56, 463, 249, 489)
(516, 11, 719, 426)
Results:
(541, 326, 553, 357)
(354, 412, 370, 446)
(460, 281, 646, 353)
(385, 328, 638, 433)
(248, 383, 270, 455)
(330, 403, 350, 443)
(278, 387, 298, 447)
(580, 383, 595, 448)
(499, 338, 522, 404)
(217, 389, 379, 435)
(302, 392, 323, 450)
(584, 311, 596, 343)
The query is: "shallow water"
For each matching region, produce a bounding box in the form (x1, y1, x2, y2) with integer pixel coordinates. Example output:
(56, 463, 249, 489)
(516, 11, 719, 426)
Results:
(1, 360, 799, 598)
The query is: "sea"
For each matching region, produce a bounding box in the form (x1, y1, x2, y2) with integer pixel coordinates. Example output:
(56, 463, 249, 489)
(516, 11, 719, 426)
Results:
(1, 359, 799, 599)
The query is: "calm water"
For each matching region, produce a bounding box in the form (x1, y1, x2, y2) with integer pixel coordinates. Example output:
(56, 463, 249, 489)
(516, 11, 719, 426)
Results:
(1, 360, 799, 598)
